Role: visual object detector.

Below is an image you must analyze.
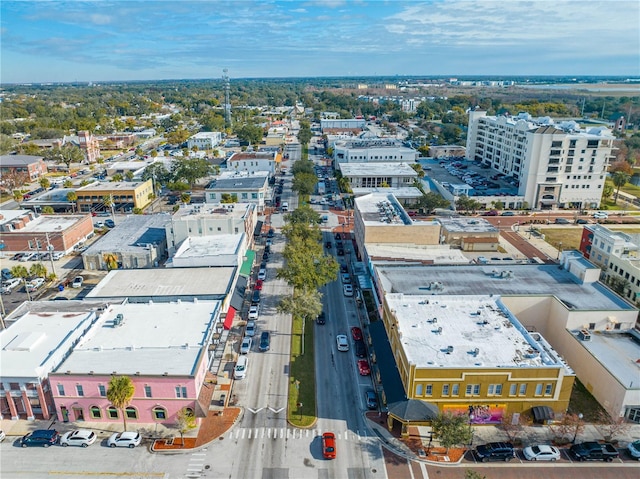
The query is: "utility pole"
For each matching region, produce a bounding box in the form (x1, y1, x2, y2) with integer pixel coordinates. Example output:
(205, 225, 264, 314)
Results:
(46, 232, 56, 278)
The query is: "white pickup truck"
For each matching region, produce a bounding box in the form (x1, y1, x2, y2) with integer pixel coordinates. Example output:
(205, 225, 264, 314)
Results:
(1, 278, 22, 294)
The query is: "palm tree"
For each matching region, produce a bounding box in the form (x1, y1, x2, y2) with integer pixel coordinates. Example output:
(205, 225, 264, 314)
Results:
(611, 171, 631, 204)
(66, 191, 78, 213)
(107, 376, 135, 432)
(10, 265, 31, 301)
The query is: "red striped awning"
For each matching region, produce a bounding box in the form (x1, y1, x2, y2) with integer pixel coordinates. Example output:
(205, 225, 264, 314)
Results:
(223, 307, 236, 330)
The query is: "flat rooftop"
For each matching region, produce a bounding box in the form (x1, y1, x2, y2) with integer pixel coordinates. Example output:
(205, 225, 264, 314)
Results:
(172, 203, 253, 220)
(387, 294, 566, 369)
(84, 214, 170, 254)
(86, 267, 235, 301)
(575, 331, 640, 389)
(77, 181, 148, 192)
(375, 264, 635, 311)
(208, 175, 268, 190)
(339, 162, 418, 176)
(174, 235, 242, 258)
(367, 244, 469, 264)
(1, 309, 96, 378)
(438, 216, 498, 233)
(58, 301, 220, 376)
(352, 187, 423, 199)
(355, 193, 416, 226)
(0, 210, 87, 232)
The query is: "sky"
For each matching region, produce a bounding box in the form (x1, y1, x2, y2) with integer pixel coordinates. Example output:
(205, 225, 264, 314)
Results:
(1, 0, 639, 84)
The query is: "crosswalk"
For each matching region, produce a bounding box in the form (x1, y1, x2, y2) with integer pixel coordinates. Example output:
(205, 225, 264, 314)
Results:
(227, 427, 368, 442)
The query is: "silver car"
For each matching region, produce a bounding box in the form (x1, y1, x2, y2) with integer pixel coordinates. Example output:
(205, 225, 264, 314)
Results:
(240, 337, 252, 354)
(60, 429, 97, 447)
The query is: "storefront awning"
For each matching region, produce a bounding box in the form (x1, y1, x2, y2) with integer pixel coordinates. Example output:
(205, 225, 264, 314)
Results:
(531, 406, 555, 423)
(223, 307, 236, 330)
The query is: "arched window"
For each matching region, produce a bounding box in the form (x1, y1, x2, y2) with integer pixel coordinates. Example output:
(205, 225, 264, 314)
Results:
(89, 406, 102, 419)
(184, 407, 194, 416)
(152, 406, 167, 420)
(125, 407, 138, 420)
(106, 406, 119, 419)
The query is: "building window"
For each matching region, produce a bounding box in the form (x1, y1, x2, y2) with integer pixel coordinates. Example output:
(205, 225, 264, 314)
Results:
(144, 385, 152, 398)
(107, 406, 119, 419)
(535, 384, 543, 396)
(57, 384, 65, 396)
(442, 384, 450, 396)
(509, 384, 517, 396)
(89, 406, 102, 419)
(153, 406, 167, 420)
(175, 386, 188, 398)
(452, 384, 459, 396)
(76, 385, 84, 397)
(466, 384, 480, 396)
(519, 384, 527, 396)
(545, 384, 553, 396)
(98, 385, 106, 397)
(425, 385, 433, 396)
(416, 384, 423, 396)
(125, 407, 138, 420)
(488, 384, 502, 396)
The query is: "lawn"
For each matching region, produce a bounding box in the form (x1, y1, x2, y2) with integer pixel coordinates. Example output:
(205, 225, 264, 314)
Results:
(287, 314, 316, 428)
(538, 228, 582, 251)
(568, 379, 608, 422)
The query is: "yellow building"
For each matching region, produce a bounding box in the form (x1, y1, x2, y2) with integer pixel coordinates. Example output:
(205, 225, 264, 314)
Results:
(75, 180, 153, 213)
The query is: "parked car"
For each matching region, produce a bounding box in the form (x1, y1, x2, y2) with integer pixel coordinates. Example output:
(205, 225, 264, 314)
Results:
(474, 442, 515, 462)
(245, 321, 256, 337)
(251, 290, 261, 304)
(351, 327, 363, 341)
(267, 228, 275, 238)
(592, 212, 609, 219)
(354, 339, 367, 358)
(576, 219, 590, 225)
(21, 429, 59, 447)
(234, 355, 248, 379)
(336, 334, 349, 352)
(365, 390, 378, 410)
(0, 430, 5, 442)
(257, 268, 267, 280)
(569, 441, 618, 462)
(107, 431, 141, 448)
(500, 211, 515, 216)
(2, 268, 13, 280)
(322, 432, 336, 459)
(2, 278, 22, 294)
(357, 359, 371, 375)
(19, 252, 38, 262)
(316, 311, 326, 325)
(71, 276, 84, 288)
(60, 429, 97, 448)
(554, 218, 572, 224)
(93, 221, 105, 228)
(523, 444, 561, 461)
(26, 277, 45, 292)
(627, 439, 640, 460)
(240, 337, 252, 355)
(482, 210, 499, 216)
(248, 305, 259, 320)
(259, 331, 270, 352)
(254, 279, 263, 291)
(104, 219, 116, 228)
(343, 284, 353, 297)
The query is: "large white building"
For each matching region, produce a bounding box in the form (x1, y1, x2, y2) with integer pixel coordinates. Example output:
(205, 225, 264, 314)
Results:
(227, 151, 278, 176)
(187, 132, 222, 150)
(338, 162, 418, 188)
(333, 138, 418, 164)
(466, 111, 616, 210)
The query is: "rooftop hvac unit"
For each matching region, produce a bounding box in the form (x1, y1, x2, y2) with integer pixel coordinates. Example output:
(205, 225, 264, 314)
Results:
(578, 329, 591, 341)
(446, 345, 454, 354)
(113, 314, 124, 327)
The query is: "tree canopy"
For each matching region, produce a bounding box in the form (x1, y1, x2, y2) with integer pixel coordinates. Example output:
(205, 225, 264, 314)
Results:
(106, 376, 135, 432)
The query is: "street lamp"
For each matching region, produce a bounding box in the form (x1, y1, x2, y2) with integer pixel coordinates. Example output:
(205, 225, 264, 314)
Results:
(572, 413, 584, 443)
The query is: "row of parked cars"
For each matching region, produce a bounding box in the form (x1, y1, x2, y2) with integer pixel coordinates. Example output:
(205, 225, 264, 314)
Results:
(10, 251, 65, 262)
(19, 429, 141, 449)
(473, 440, 632, 462)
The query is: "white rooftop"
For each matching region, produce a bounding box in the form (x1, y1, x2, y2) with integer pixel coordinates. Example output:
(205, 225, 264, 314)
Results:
(58, 301, 220, 376)
(86, 267, 235, 300)
(172, 203, 254, 220)
(174, 234, 242, 258)
(0, 210, 87, 233)
(355, 192, 427, 226)
(77, 180, 149, 192)
(339, 162, 418, 176)
(438, 216, 498, 233)
(575, 331, 640, 389)
(1, 309, 97, 379)
(352, 187, 423, 199)
(366, 244, 469, 264)
(387, 294, 566, 369)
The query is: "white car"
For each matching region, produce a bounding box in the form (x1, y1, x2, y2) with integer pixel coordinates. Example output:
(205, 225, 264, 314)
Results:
(343, 284, 354, 297)
(248, 305, 259, 320)
(1, 278, 22, 294)
(51, 252, 64, 261)
(245, 321, 256, 337)
(336, 334, 349, 352)
(240, 337, 252, 354)
(26, 277, 45, 292)
(628, 440, 640, 460)
(107, 431, 141, 448)
(71, 276, 84, 288)
(19, 252, 38, 262)
(523, 444, 561, 461)
(60, 429, 97, 447)
(592, 211, 608, 219)
(257, 268, 267, 280)
(93, 221, 105, 228)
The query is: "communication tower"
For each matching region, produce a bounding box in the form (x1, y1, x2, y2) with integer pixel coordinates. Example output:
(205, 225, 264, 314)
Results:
(223, 69, 231, 127)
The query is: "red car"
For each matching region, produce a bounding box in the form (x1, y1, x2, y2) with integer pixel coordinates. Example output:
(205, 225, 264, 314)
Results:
(255, 279, 263, 291)
(322, 432, 336, 459)
(357, 359, 370, 376)
(351, 327, 363, 341)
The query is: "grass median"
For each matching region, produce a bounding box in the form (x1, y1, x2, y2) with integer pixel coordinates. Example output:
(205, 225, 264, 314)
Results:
(288, 315, 316, 428)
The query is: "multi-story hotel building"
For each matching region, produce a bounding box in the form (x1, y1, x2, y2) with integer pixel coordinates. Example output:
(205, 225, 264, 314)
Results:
(466, 111, 616, 210)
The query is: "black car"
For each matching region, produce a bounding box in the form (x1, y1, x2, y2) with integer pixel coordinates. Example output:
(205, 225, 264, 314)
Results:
(259, 331, 270, 351)
(251, 290, 261, 304)
(474, 442, 515, 462)
(365, 390, 378, 410)
(21, 429, 59, 447)
(262, 251, 269, 261)
(260, 261, 267, 270)
(335, 233, 341, 240)
(337, 248, 344, 256)
(316, 311, 326, 325)
(325, 241, 332, 249)
(354, 339, 366, 358)
(267, 228, 275, 238)
(340, 264, 348, 274)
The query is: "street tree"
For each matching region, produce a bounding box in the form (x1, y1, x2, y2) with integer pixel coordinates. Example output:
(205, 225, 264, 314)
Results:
(45, 144, 84, 169)
(29, 263, 48, 278)
(172, 157, 213, 187)
(111, 173, 124, 182)
(10, 265, 31, 300)
(602, 183, 614, 201)
(106, 376, 135, 432)
(277, 288, 323, 323)
(66, 191, 78, 212)
(292, 159, 314, 176)
(166, 128, 190, 145)
(297, 120, 312, 145)
(180, 193, 191, 204)
(292, 172, 317, 196)
(418, 191, 450, 213)
(1, 170, 29, 194)
(125, 170, 135, 181)
(175, 408, 197, 447)
(611, 171, 630, 204)
(278, 235, 338, 290)
(236, 123, 264, 145)
(63, 179, 73, 188)
(431, 412, 473, 453)
(39, 177, 51, 189)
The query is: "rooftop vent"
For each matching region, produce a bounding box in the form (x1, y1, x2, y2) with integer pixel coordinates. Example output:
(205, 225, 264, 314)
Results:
(578, 329, 591, 341)
(446, 345, 454, 354)
(113, 314, 124, 327)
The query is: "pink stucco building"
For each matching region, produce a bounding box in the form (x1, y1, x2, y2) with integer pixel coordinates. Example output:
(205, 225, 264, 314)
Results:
(49, 301, 221, 426)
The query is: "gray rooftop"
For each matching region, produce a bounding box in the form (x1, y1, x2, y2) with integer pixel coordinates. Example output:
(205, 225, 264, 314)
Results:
(355, 192, 416, 226)
(77, 180, 149, 192)
(438, 216, 498, 233)
(57, 301, 220, 376)
(0, 154, 44, 166)
(84, 214, 170, 254)
(207, 176, 268, 191)
(375, 264, 635, 311)
(339, 162, 418, 176)
(86, 267, 236, 301)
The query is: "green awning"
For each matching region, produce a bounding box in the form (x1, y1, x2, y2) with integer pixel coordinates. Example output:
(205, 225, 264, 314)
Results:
(240, 250, 256, 276)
